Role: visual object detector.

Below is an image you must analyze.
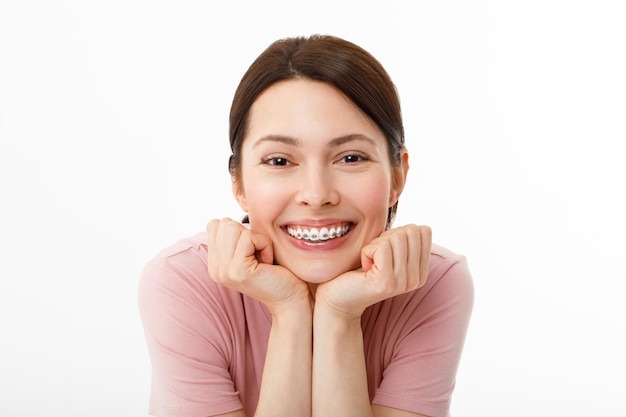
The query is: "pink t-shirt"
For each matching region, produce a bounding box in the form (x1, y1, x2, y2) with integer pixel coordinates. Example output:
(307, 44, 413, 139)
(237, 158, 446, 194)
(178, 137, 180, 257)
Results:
(138, 231, 473, 417)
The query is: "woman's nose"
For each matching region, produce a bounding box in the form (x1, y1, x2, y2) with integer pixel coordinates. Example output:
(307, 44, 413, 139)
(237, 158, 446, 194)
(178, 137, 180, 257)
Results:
(295, 167, 340, 208)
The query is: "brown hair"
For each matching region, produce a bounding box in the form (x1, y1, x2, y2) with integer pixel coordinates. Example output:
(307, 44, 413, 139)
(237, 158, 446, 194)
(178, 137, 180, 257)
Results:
(228, 34, 405, 227)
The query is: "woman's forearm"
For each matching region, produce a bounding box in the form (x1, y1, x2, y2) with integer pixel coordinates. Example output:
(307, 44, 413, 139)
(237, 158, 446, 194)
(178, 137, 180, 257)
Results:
(312, 304, 372, 417)
(254, 299, 313, 417)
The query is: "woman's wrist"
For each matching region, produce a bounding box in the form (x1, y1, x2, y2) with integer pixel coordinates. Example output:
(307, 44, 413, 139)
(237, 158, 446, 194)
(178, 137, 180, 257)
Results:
(268, 290, 313, 322)
(313, 297, 363, 329)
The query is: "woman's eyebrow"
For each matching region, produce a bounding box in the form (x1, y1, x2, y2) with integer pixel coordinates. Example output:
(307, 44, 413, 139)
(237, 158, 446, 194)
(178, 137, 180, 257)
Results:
(252, 135, 301, 148)
(329, 134, 377, 147)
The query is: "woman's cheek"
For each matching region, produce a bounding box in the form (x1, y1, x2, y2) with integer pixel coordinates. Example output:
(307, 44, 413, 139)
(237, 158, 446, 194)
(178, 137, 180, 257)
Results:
(343, 174, 391, 219)
(244, 176, 291, 223)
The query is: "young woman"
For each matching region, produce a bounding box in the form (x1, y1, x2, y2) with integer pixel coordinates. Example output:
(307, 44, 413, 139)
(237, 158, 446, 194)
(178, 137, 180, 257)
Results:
(138, 34, 474, 417)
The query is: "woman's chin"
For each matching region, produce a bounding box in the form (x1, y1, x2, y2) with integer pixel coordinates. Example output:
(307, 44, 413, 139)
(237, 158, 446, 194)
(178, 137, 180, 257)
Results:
(284, 260, 357, 284)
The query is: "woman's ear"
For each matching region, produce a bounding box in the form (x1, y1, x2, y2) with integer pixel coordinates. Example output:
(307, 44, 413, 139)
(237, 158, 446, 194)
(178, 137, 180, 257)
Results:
(232, 178, 248, 213)
(389, 148, 409, 206)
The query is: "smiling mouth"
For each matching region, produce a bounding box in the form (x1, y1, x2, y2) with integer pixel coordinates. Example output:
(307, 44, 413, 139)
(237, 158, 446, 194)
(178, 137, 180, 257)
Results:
(286, 223, 352, 242)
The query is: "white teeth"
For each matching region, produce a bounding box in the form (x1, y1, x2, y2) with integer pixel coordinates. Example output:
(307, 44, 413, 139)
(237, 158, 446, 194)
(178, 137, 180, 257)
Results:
(287, 225, 351, 242)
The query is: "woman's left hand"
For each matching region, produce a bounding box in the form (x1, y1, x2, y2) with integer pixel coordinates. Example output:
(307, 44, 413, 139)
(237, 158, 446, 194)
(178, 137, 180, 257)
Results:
(315, 224, 432, 319)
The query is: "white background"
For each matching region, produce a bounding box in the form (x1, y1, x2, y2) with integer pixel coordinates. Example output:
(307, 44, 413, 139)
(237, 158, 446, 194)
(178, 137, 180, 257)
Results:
(1, 1, 625, 416)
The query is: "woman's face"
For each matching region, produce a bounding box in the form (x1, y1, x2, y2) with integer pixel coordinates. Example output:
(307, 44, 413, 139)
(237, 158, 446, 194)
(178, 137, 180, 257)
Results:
(234, 79, 407, 284)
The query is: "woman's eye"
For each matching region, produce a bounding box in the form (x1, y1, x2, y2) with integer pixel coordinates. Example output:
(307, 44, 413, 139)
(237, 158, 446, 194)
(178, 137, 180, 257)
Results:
(340, 154, 367, 163)
(263, 156, 291, 166)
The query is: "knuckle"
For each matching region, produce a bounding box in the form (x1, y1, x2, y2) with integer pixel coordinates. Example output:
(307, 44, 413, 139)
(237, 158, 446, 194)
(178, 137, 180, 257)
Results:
(405, 224, 420, 238)
(406, 223, 419, 232)
(226, 264, 243, 282)
(372, 281, 393, 297)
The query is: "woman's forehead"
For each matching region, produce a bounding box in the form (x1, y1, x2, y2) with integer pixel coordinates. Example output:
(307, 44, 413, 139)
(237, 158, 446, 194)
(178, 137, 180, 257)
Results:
(244, 79, 385, 148)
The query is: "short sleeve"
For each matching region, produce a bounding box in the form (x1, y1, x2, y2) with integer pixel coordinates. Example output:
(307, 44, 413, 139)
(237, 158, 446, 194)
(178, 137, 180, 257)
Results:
(137, 246, 244, 417)
(371, 253, 474, 417)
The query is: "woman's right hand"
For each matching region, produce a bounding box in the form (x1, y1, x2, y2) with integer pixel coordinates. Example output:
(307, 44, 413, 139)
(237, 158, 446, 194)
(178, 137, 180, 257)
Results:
(206, 218, 311, 315)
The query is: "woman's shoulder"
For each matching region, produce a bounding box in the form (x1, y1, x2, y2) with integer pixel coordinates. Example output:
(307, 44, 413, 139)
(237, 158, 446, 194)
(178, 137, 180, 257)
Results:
(430, 242, 467, 262)
(149, 231, 208, 265)
(139, 231, 211, 294)
(412, 241, 474, 304)
(138, 231, 255, 319)
(422, 242, 474, 312)
(428, 242, 471, 281)
(366, 241, 473, 316)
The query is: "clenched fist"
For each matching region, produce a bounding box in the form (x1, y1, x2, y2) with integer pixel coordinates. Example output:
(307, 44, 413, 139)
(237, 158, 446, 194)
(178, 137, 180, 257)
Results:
(314, 224, 432, 318)
(206, 218, 311, 315)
